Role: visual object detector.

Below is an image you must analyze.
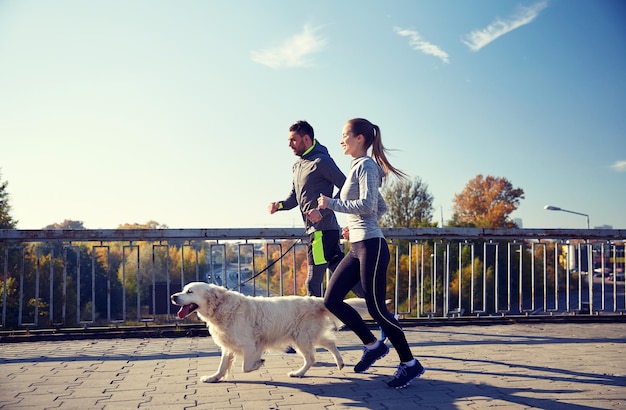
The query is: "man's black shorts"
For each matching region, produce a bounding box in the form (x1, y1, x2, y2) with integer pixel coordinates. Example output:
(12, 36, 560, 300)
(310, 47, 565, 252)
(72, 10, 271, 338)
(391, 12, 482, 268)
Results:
(308, 230, 343, 266)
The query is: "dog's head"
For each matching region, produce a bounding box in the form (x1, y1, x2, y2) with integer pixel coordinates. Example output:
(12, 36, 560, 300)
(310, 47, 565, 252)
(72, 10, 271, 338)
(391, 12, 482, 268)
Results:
(170, 282, 226, 319)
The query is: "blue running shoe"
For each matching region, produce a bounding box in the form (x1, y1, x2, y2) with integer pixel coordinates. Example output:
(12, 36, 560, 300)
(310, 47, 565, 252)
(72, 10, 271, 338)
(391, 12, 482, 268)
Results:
(354, 342, 389, 373)
(386, 359, 425, 389)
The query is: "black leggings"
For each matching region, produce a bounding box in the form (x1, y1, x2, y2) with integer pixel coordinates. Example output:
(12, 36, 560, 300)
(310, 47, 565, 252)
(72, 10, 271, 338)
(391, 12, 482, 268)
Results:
(324, 237, 413, 362)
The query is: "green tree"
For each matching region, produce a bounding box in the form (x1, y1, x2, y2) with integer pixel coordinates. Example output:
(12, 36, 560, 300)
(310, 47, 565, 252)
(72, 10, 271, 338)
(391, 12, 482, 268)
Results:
(380, 177, 435, 228)
(44, 220, 86, 229)
(118, 220, 169, 229)
(0, 170, 19, 327)
(451, 174, 524, 228)
(0, 169, 18, 229)
(378, 177, 435, 312)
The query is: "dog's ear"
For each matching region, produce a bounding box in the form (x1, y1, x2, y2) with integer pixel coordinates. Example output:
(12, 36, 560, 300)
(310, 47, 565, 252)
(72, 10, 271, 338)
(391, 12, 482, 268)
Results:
(204, 284, 224, 314)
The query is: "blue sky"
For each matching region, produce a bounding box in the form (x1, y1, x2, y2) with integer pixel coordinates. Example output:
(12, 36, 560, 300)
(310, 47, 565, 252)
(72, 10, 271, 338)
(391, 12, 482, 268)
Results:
(1, 0, 624, 230)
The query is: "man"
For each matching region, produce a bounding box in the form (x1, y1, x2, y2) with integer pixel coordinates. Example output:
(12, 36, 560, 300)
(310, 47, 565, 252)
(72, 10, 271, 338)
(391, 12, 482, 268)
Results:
(269, 120, 364, 298)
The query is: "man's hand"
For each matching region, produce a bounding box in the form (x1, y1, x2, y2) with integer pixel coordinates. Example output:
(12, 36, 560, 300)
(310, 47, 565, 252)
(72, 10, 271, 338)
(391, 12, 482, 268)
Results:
(306, 208, 322, 223)
(268, 202, 280, 214)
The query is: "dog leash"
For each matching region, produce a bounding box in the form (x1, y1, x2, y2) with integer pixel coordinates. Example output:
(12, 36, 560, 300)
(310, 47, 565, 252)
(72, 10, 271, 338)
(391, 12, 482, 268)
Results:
(239, 237, 303, 285)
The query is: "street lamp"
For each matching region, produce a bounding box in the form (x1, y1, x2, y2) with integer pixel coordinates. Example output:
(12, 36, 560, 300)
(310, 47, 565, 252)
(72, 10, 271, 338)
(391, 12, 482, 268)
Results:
(544, 205, 590, 229)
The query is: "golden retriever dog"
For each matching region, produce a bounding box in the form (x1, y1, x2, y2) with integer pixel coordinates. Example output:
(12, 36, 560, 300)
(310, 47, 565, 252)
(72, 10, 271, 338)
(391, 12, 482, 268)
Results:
(171, 282, 356, 382)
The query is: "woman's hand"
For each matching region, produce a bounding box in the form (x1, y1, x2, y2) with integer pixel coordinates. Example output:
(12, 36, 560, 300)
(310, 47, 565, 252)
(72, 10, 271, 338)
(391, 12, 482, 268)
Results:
(318, 194, 330, 209)
(342, 226, 350, 240)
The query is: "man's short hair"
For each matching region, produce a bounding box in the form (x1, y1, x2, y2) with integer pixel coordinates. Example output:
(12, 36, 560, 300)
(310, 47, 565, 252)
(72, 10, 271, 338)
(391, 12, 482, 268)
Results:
(289, 120, 314, 140)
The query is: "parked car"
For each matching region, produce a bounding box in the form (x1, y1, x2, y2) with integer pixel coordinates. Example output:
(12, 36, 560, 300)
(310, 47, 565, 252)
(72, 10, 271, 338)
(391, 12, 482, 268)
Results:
(593, 267, 612, 277)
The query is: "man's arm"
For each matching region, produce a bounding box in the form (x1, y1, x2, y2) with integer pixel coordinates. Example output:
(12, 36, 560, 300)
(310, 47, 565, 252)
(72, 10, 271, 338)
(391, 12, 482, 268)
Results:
(269, 184, 298, 214)
(319, 156, 346, 199)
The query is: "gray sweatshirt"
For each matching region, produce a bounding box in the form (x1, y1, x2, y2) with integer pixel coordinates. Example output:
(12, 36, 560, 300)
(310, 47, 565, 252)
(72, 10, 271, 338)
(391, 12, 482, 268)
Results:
(277, 140, 345, 234)
(326, 156, 387, 242)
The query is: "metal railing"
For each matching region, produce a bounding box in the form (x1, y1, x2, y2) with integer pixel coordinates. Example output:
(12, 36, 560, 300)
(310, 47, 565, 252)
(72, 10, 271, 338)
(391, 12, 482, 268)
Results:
(1, 228, 625, 330)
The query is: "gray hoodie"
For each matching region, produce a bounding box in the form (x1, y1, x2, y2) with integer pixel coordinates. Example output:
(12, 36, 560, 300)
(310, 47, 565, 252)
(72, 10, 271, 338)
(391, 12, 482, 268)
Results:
(277, 140, 345, 234)
(325, 156, 388, 242)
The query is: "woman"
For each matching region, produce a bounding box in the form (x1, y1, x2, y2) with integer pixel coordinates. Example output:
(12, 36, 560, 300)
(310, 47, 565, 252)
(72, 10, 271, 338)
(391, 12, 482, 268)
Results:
(318, 118, 425, 389)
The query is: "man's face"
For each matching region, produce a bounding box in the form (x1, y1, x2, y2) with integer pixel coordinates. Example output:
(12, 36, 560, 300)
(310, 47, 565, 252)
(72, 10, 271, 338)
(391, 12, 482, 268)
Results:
(288, 131, 310, 156)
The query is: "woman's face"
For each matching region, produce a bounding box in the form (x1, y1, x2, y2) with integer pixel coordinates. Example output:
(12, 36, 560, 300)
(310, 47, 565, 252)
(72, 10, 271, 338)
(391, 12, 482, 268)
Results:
(340, 123, 362, 157)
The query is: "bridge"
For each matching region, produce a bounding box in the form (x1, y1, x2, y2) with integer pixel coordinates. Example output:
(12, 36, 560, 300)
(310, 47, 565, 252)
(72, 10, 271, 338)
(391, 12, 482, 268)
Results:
(1, 227, 624, 331)
(1, 227, 625, 408)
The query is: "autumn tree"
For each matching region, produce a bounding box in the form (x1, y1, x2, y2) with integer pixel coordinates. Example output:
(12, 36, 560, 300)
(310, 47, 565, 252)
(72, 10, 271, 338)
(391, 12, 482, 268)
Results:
(448, 175, 525, 314)
(380, 177, 435, 228)
(451, 174, 524, 228)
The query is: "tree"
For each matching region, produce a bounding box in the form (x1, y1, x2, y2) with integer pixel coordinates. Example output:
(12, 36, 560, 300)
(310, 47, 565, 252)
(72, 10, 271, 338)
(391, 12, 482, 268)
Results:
(451, 174, 524, 228)
(378, 177, 435, 312)
(380, 177, 435, 228)
(0, 170, 19, 327)
(118, 220, 169, 229)
(44, 220, 86, 229)
(0, 169, 18, 229)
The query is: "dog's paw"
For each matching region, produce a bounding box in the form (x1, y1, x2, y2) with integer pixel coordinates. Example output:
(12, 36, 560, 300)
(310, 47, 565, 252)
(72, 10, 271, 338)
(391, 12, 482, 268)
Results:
(252, 359, 265, 371)
(200, 374, 222, 383)
(243, 358, 265, 373)
(288, 370, 305, 378)
(337, 361, 344, 370)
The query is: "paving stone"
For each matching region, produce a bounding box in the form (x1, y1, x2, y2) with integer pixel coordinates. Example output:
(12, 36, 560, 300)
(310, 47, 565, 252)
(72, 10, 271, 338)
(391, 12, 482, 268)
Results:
(1, 322, 625, 409)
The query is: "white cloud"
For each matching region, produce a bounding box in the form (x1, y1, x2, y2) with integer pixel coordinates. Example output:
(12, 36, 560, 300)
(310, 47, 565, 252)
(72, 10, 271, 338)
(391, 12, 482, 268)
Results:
(611, 160, 626, 172)
(250, 25, 326, 68)
(394, 27, 450, 64)
(462, 0, 548, 51)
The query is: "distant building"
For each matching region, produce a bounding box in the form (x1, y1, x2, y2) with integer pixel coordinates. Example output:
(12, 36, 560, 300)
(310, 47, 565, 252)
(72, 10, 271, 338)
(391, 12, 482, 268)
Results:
(594, 224, 613, 229)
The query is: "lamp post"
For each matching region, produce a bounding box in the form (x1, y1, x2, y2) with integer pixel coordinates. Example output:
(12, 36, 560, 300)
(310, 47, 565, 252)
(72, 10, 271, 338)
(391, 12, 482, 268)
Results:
(544, 205, 590, 229)
(544, 205, 592, 315)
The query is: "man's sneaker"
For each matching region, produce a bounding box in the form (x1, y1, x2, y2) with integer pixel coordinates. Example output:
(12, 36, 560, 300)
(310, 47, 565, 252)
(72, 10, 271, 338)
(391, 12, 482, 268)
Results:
(354, 342, 389, 373)
(386, 359, 425, 389)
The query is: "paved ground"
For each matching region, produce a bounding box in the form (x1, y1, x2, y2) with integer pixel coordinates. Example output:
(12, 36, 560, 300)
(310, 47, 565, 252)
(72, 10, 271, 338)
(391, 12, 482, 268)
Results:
(1, 322, 625, 409)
